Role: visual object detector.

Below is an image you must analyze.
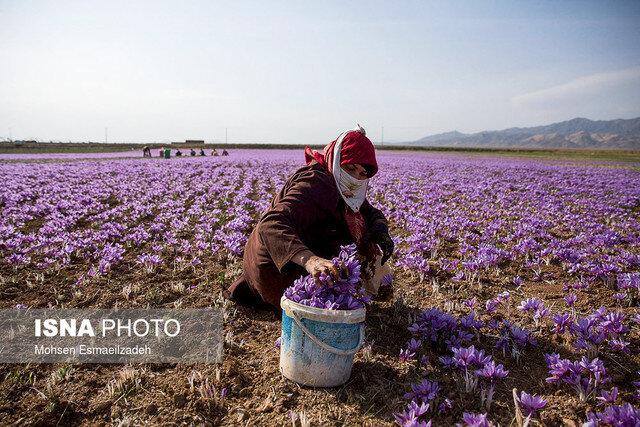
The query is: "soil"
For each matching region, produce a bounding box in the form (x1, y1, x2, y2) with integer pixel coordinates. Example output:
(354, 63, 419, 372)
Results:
(1, 235, 638, 426)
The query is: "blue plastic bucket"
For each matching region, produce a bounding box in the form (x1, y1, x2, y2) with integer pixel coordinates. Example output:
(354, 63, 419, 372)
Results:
(279, 296, 365, 387)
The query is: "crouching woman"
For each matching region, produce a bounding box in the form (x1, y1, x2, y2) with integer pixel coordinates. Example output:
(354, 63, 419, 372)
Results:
(223, 125, 394, 313)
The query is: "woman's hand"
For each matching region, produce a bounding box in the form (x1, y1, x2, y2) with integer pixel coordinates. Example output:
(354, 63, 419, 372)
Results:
(293, 250, 347, 286)
(304, 256, 344, 286)
(366, 222, 394, 265)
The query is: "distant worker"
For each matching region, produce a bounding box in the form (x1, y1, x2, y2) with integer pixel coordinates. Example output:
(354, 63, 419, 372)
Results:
(159, 147, 165, 157)
(142, 146, 151, 157)
(190, 149, 196, 157)
(222, 149, 229, 156)
(199, 148, 205, 156)
(164, 148, 171, 159)
(176, 150, 182, 157)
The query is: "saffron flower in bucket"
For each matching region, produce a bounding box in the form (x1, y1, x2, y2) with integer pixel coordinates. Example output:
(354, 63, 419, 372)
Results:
(283, 244, 371, 310)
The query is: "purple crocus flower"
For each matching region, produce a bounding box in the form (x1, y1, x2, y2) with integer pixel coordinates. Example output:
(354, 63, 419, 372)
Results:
(485, 300, 497, 314)
(460, 312, 484, 330)
(551, 313, 574, 335)
(452, 345, 490, 368)
(399, 348, 416, 362)
(545, 353, 611, 401)
(476, 361, 509, 380)
(457, 412, 490, 427)
(419, 356, 430, 369)
(596, 387, 618, 406)
(584, 403, 640, 426)
(403, 379, 442, 403)
(517, 297, 544, 313)
(533, 306, 551, 324)
(608, 339, 630, 354)
(283, 244, 369, 310)
(452, 346, 492, 392)
(407, 338, 422, 353)
(617, 272, 640, 291)
(439, 356, 456, 370)
(517, 391, 547, 417)
(438, 398, 454, 413)
(406, 401, 430, 418)
(613, 292, 627, 302)
(564, 293, 577, 306)
(393, 409, 432, 427)
(463, 298, 476, 309)
(476, 361, 509, 410)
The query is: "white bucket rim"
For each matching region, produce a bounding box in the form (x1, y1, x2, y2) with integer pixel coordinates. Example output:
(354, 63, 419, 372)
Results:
(280, 296, 366, 324)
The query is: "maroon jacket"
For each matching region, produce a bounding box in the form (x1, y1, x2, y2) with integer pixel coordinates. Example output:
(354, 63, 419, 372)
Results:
(224, 159, 387, 311)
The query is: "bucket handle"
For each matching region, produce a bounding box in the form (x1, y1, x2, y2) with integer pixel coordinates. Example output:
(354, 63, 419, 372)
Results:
(290, 311, 364, 356)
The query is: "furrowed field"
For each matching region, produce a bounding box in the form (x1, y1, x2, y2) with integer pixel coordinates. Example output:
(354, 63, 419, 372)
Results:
(1, 149, 639, 426)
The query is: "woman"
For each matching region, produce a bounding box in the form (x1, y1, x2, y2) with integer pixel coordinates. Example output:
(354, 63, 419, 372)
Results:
(223, 125, 394, 312)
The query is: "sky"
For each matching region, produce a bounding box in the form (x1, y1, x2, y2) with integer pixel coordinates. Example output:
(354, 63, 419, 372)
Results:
(1, 0, 639, 144)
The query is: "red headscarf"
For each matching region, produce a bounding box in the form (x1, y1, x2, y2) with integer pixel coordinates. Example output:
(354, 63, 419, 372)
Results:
(304, 127, 379, 259)
(304, 130, 378, 177)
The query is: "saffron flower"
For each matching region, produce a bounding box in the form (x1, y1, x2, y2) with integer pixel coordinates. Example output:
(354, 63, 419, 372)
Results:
(564, 293, 577, 306)
(407, 338, 422, 353)
(544, 353, 610, 401)
(584, 403, 640, 426)
(596, 387, 618, 406)
(517, 297, 544, 313)
(476, 361, 509, 410)
(283, 245, 370, 310)
(517, 391, 547, 417)
(399, 348, 415, 362)
(456, 412, 490, 427)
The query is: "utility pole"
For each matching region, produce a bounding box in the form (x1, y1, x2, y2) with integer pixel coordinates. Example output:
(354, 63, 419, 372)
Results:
(9, 127, 12, 142)
(381, 126, 384, 146)
(225, 128, 228, 144)
(105, 127, 108, 144)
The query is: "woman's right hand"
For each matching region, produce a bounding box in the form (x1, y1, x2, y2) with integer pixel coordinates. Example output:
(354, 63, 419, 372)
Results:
(304, 255, 344, 286)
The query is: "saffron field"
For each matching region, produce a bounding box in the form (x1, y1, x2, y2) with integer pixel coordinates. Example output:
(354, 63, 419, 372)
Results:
(0, 149, 639, 425)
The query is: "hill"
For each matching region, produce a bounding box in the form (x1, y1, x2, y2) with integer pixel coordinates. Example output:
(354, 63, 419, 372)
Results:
(406, 117, 640, 149)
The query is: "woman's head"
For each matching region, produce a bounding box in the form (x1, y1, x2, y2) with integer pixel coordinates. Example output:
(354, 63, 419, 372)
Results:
(341, 163, 371, 180)
(303, 124, 378, 212)
(304, 124, 379, 177)
(336, 129, 378, 178)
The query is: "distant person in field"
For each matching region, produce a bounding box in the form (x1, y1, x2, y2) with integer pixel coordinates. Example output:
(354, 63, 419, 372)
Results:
(142, 146, 151, 157)
(176, 150, 182, 157)
(224, 124, 394, 313)
(222, 149, 229, 156)
(212, 149, 219, 156)
(199, 148, 205, 156)
(190, 149, 196, 156)
(159, 147, 165, 157)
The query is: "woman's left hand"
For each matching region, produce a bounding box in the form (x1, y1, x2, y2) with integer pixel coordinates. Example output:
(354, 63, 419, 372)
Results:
(366, 222, 394, 264)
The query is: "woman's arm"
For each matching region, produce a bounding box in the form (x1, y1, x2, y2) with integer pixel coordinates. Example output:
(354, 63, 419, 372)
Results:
(360, 198, 387, 228)
(360, 198, 394, 264)
(257, 168, 338, 273)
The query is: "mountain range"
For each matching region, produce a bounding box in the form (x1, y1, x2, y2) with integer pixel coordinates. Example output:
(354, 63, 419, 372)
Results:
(402, 117, 640, 149)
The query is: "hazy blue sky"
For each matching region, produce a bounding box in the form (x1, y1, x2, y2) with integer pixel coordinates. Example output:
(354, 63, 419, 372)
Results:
(1, 1, 639, 144)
